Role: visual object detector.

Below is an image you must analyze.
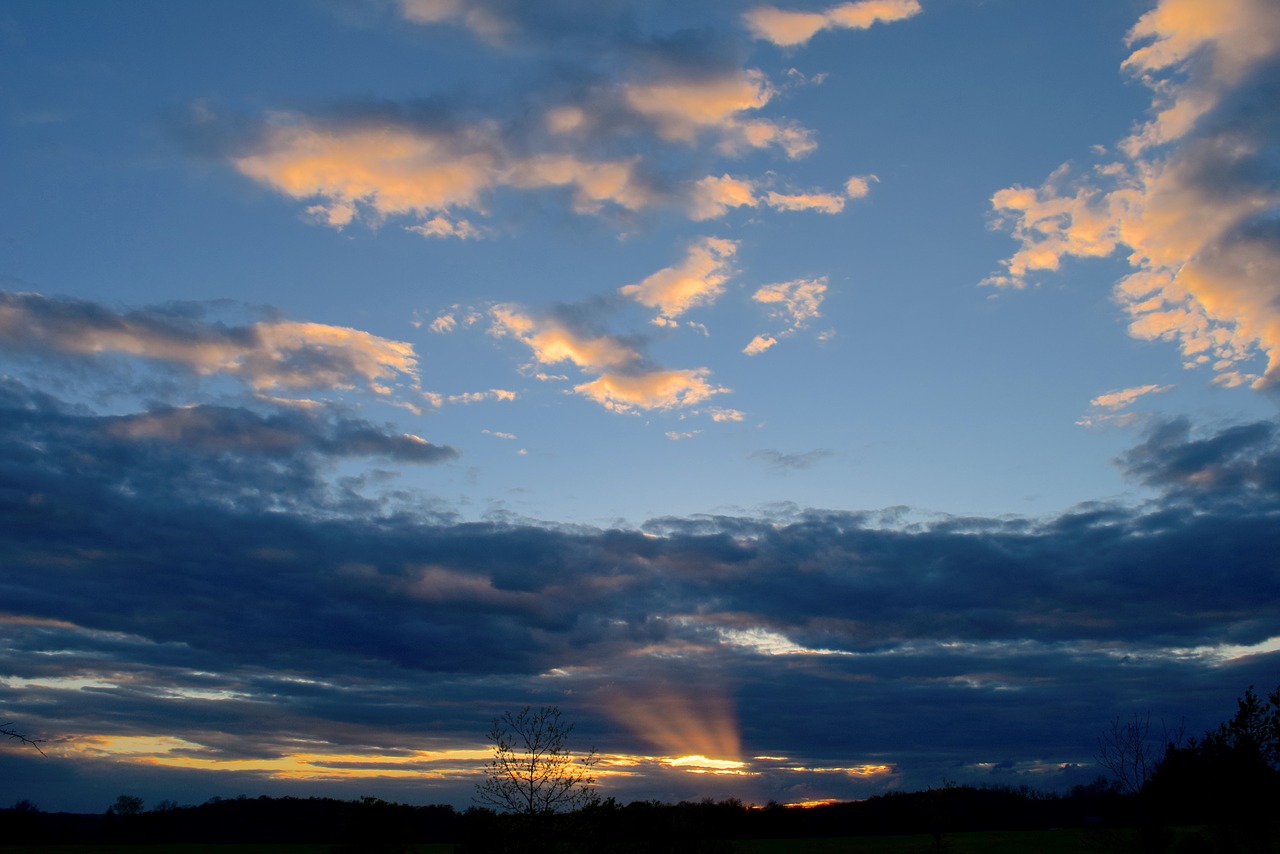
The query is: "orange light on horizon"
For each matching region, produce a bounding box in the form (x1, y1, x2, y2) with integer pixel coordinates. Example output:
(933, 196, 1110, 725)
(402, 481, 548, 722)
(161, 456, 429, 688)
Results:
(600, 683, 742, 771)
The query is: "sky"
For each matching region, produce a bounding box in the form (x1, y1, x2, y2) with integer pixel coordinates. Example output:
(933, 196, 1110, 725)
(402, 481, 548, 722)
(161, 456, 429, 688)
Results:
(2, 0, 1279, 813)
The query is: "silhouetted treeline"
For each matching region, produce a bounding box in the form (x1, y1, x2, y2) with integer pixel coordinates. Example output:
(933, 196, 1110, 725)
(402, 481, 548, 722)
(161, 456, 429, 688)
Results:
(0, 794, 460, 849)
(3, 684, 1275, 851)
(0, 785, 1125, 850)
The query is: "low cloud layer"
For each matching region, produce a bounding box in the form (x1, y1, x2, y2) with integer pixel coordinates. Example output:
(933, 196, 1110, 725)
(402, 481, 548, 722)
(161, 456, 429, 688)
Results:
(3, 370, 1277, 806)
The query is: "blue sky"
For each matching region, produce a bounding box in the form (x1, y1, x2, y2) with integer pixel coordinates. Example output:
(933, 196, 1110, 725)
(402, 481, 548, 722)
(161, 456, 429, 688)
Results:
(2, 0, 1279, 813)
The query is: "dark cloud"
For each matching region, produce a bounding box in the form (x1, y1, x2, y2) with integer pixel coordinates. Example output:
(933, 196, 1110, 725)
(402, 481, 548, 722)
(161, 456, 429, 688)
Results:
(3, 401, 1279, 808)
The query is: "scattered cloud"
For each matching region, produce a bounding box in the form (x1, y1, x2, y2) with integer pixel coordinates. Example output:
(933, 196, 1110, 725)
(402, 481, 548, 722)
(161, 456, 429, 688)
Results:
(707, 407, 746, 422)
(1077, 384, 1174, 429)
(619, 237, 738, 322)
(745, 278, 828, 353)
(754, 278, 827, 328)
(574, 368, 727, 414)
(1092, 384, 1174, 411)
(745, 0, 922, 48)
(985, 0, 1280, 387)
(844, 174, 878, 198)
(0, 291, 419, 396)
(688, 174, 859, 220)
(622, 69, 814, 158)
(489, 303, 727, 413)
(743, 334, 777, 356)
(423, 389, 517, 407)
(232, 115, 656, 236)
(747, 448, 836, 471)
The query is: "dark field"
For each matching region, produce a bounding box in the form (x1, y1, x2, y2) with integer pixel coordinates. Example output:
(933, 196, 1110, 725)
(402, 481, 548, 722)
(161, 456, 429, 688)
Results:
(2, 827, 1269, 854)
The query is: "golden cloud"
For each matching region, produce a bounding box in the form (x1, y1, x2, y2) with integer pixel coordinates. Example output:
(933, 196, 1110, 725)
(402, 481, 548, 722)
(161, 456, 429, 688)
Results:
(745, 0, 922, 47)
(986, 0, 1280, 387)
(623, 70, 814, 158)
(619, 237, 738, 320)
(574, 369, 727, 413)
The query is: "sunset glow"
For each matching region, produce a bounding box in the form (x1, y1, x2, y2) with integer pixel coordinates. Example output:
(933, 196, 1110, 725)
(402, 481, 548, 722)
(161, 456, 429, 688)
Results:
(3, 0, 1278, 814)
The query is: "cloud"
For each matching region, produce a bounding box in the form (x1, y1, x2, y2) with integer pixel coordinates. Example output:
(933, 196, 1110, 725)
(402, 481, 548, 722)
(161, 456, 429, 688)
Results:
(405, 214, 486, 240)
(4, 365, 1280, 805)
(753, 278, 827, 327)
(843, 174, 878, 198)
(423, 389, 517, 407)
(1118, 416, 1280, 499)
(622, 69, 814, 158)
(745, 0, 922, 48)
(763, 190, 845, 214)
(1091, 384, 1173, 411)
(489, 303, 728, 413)
(574, 368, 726, 413)
(985, 0, 1280, 387)
(747, 448, 836, 470)
(398, 0, 511, 44)
(745, 278, 828, 353)
(688, 174, 859, 220)
(707, 407, 746, 422)
(619, 237, 738, 321)
(232, 114, 656, 235)
(0, 291, 419, 395)
(104, 404, 457, 464)
(1076, 384, 1174, 429)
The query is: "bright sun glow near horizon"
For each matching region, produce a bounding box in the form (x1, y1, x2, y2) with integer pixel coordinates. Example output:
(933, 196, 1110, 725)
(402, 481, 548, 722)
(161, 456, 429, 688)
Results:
(2, 0, 1279, 813)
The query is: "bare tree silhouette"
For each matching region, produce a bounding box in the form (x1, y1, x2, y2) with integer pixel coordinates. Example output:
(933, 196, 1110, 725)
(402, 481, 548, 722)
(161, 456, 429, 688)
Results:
(1096, 712, 1181, 795)
(475, 706, 598, 815)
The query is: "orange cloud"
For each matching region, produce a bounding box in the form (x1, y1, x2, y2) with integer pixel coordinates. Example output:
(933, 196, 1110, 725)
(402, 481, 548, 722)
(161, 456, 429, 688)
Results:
(574, 369, 727, 413)
(489, 304, 727, 413)
(234, 121, 498, 227)
(745, 0, 922, 47)
(234, 117, 655, 235)
(489, 305, 638, 372)
(689, 175, 859, 220)
(623, 70, 814, 158)
(754, 278, 827, 327)
(743, 334, 777, 356)
(1121, 0, 1280, 154)
(986, 0, 1280, 387)
(764, 190, 845, 214)
(619, 237, 738, 320)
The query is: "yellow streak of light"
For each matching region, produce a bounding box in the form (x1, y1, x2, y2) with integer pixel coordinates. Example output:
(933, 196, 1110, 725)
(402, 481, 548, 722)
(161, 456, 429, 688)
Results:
(52, 735, 492, 781)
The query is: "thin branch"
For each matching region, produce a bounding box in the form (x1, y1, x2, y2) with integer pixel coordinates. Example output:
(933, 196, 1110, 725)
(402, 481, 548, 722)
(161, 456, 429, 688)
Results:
(2, 722, 47, 757)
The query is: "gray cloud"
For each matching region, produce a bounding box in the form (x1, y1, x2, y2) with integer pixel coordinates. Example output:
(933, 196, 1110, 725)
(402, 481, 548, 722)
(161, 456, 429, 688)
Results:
(3, 389, 1278, 808)
(747, 448, 837, 471)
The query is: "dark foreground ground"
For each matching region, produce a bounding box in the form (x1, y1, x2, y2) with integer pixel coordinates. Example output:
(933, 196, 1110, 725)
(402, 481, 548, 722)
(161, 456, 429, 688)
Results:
(0, 828, 1275, 854)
